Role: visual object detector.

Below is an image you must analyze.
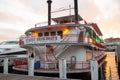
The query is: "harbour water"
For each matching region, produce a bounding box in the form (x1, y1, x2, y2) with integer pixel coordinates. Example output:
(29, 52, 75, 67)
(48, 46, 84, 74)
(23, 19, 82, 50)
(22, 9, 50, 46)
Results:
(104, 52, 119, 80)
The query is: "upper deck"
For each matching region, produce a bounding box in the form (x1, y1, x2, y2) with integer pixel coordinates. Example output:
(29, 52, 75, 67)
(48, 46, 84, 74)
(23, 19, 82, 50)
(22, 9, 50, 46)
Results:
(19, 15, 105, 49)
(19, 22, 105, 49)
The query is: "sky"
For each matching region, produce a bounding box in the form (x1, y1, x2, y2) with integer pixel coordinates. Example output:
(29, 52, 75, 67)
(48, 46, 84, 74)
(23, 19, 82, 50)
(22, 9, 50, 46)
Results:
(0, 0, 120, 42)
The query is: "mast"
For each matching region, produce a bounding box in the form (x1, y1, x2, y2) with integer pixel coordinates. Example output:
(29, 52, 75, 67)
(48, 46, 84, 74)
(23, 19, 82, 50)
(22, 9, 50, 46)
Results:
(74, 0, 78, 23)
(47, 0, 52, 25)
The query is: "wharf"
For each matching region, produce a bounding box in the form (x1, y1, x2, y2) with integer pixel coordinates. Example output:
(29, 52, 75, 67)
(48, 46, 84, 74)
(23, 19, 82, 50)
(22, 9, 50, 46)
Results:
(0, 73, 78, 80)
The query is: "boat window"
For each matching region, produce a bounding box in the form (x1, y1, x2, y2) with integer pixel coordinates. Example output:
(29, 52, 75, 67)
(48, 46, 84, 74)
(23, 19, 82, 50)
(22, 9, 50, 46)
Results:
(44, 32, 49, 36)
(51, 31, 56, 36)
(2, 41, 18, 45)
(57, 31, 63, 38)
(38, 33, 43, 37)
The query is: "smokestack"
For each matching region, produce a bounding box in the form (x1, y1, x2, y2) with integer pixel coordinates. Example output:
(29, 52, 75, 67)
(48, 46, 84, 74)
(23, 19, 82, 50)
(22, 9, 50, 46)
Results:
(74, 0, 78, 23)
(47, 0, 52, 25)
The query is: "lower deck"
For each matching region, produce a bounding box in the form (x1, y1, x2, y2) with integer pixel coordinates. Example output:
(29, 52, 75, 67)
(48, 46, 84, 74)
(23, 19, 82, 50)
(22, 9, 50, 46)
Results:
(13, 54, 106, 73)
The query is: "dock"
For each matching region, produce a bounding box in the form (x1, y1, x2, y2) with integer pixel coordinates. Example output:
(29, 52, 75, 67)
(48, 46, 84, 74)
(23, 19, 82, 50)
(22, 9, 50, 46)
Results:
(0, 73, 78, 80)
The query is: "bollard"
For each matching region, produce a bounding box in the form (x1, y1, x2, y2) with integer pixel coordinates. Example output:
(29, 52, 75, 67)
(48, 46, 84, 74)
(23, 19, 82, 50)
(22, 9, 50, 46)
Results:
(3, 57, 8, 74)
(90, 59, 98, 80)
(116, 45, 120, 63)
(100, 66, 104, 80)
(59, 58, 67, 79)
(28, 58, 34, 76)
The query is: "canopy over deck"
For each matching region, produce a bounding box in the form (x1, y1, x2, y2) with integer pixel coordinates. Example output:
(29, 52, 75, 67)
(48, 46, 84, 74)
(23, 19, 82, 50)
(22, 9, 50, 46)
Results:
(52, 15, 83, 24)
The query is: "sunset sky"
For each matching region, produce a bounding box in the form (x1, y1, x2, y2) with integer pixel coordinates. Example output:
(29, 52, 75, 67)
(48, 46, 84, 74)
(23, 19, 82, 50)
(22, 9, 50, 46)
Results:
(0, 0, 120, 42)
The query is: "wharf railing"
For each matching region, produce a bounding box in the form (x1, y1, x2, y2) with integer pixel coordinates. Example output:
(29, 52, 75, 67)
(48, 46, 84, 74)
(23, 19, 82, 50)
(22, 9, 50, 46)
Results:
(14, 60, 90, 72)
(0, 56, 68, 79)
(0, 56, 100, 80)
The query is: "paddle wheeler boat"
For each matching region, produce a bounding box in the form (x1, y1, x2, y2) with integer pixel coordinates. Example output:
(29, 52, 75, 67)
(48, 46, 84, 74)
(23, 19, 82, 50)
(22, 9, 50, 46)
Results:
(13, 16, 106, 73)
(13, 0, 106, 74)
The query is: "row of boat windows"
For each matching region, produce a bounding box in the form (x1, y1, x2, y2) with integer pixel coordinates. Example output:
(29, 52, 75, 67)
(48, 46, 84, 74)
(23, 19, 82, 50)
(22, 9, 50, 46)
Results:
(38, 31, 63, 37)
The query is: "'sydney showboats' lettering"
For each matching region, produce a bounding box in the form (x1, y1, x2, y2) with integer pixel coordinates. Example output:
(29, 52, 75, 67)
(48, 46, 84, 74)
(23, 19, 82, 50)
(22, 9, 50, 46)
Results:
(25, 36, 59, 44)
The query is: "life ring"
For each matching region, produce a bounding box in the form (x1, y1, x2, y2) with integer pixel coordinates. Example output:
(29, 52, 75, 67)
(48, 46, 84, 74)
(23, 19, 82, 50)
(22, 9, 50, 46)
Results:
(19, 39, 24, 45)
(50, 48, 54, 53)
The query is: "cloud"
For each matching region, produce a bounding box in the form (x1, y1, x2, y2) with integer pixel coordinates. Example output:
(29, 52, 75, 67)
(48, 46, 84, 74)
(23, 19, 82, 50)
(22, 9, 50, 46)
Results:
(80, 0, 120, 39)
(0, 0, 120, 41)
(66, 0, 100, 22)
(20, 0, 46, 15)
(0, 0, 47, 25)
(0, 0, 48, 42)
(0, 12, 25, 23)
(103, 29, 120, 39)
(95, 0, 120, 20)
(0, 28, 23, 42)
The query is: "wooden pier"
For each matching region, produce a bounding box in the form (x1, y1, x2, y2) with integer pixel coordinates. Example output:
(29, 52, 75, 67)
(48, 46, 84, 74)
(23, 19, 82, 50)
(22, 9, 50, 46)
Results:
(0, 73, 78, 80)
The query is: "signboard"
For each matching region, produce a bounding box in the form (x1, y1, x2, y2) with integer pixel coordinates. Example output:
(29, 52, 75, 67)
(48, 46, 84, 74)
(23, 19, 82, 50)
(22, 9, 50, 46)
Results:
(23, 36, 61, 45)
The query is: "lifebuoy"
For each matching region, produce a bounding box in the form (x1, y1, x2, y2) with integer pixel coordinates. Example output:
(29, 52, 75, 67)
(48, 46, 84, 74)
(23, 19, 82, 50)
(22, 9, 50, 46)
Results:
(50, 48, 54, 52)
(19, 39, 24, 45)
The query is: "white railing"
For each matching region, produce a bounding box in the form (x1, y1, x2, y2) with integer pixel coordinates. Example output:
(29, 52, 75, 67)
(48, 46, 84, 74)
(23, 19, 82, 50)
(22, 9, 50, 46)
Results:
(0, 56, 94, 79)
(14, 60, 90, 71)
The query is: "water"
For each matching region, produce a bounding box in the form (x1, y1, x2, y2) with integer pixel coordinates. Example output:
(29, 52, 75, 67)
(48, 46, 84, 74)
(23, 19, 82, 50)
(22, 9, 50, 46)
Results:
(104, 52, 119, 80)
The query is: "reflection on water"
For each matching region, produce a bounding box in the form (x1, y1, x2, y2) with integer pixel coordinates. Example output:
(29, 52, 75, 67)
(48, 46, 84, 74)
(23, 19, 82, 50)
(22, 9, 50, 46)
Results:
(104, 52, 119, 80)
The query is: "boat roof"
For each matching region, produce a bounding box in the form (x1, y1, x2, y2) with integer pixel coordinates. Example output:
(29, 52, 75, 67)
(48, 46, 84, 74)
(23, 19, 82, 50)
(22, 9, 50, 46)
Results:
(90, 23, 103, 36)
(52, 15, 83, 23)
(25, 23, 84, 34)
(25, 23, 103, 36)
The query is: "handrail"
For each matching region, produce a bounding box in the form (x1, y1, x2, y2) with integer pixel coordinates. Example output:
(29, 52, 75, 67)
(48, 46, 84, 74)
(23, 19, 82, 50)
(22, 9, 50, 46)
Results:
(14, 60, 90, 71)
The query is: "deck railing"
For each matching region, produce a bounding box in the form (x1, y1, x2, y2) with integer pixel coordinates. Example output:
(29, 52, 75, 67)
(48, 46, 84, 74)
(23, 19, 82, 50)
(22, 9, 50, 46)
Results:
(0, 56, 103, 79)
(14, 60, 90, 71)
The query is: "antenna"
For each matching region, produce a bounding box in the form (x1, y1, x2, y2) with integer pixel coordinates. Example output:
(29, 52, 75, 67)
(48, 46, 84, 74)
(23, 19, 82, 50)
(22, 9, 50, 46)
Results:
(69, 5, 72, 16)
(51, 5, 74, 15)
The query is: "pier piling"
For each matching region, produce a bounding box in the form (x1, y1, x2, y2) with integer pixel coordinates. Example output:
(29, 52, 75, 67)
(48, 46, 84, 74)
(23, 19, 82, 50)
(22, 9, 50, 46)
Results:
(59, 58, 67, 79)
(28, 57, 35, 76)
(90, 59, 98, 80)
(3, 57, 8, 74)
(116, 45, 120, 63)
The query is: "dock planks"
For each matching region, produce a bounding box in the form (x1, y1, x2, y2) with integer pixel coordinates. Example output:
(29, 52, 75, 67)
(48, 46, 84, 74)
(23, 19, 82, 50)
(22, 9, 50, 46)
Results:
(0, 73, 79, 80)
